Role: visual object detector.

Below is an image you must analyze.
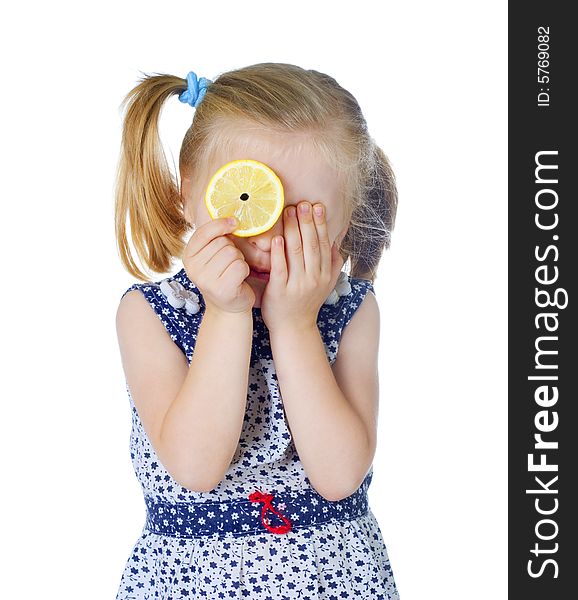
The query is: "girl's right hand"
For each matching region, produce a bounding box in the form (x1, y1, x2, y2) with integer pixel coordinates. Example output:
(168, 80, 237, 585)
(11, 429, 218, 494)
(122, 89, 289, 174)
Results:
(182, 217, 255, 315)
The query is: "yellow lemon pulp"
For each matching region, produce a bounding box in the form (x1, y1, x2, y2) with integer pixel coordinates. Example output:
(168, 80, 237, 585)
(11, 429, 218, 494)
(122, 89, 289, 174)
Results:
(204, 159, 284, 237)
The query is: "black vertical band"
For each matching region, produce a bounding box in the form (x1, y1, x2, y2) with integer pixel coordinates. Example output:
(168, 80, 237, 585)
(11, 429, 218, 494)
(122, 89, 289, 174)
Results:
(509, 2, 577, 597)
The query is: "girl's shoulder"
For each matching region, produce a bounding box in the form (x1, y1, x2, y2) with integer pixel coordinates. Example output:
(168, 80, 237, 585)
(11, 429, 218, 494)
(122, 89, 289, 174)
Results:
(119, 267, 203, 360)
(317, 273, 376, 365)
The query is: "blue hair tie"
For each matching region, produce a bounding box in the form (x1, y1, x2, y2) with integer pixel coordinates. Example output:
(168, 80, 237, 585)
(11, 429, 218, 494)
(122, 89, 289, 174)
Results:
(179, 71, 212, 108)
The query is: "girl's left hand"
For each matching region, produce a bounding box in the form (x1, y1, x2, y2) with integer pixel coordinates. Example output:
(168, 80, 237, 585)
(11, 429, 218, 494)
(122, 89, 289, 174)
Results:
(261, 201, 345, 334)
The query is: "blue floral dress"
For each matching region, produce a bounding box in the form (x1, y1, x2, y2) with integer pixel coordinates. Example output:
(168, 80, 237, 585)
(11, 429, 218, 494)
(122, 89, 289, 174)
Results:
(115, 266, 399, 600)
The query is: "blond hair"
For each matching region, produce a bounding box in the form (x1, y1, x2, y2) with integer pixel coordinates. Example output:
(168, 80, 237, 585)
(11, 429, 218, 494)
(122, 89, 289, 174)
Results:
(114, 63, 398, 282)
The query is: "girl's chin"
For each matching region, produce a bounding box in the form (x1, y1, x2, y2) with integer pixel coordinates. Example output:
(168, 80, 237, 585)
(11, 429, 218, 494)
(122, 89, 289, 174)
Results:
(247, 274, 268, 287)
(246, 277, 263, 295)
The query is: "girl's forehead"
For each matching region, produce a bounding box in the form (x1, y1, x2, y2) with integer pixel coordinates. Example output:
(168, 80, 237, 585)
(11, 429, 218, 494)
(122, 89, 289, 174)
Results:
(209, 129, 344, 209)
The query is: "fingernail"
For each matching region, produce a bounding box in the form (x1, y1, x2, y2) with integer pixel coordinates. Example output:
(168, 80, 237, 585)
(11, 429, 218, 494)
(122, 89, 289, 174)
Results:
(228, 217, 237, 226)
(314, 205, 323, 216)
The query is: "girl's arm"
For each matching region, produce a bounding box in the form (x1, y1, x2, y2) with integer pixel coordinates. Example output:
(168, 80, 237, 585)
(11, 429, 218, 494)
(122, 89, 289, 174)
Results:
(269, 291, 379, 502)
(116, 291, 253, 492)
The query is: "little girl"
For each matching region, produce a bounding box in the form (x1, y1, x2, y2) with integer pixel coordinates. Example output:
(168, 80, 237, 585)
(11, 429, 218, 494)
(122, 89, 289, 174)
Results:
(114, 63, 399, 600)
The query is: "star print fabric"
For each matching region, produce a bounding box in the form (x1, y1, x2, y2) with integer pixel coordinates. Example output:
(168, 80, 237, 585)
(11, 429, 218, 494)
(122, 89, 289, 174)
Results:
(115, 266, 399, 599)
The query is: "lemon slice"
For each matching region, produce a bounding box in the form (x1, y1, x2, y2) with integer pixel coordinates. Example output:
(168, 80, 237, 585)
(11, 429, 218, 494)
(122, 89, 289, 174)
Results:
(204, 159, 284, 237)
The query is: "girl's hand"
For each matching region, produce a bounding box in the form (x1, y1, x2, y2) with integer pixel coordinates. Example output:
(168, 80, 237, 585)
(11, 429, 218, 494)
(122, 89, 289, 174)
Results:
(183, 217, 255, 315)
(261, 201, 345, 333)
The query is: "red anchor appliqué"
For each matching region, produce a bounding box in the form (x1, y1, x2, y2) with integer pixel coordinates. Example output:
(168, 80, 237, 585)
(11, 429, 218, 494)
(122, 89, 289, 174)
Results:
(248, 491, 292, 534)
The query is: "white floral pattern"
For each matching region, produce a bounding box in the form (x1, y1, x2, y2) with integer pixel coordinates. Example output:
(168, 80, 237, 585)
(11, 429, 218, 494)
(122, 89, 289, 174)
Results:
(116, 266, 399, 599)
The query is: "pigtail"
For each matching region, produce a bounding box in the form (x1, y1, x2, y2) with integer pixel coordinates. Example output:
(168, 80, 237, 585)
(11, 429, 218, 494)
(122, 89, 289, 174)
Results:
(344, 143, 398, 283)
(372, 144, 398, 249)
(114, 73, 190, 281)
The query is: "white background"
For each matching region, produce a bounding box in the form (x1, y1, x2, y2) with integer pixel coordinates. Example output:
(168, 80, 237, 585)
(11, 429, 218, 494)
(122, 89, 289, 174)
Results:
(1, 1, 507, 597)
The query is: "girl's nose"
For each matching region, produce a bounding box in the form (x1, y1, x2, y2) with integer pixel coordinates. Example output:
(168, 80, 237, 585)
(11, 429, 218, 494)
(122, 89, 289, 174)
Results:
(248, 213, 285, 251)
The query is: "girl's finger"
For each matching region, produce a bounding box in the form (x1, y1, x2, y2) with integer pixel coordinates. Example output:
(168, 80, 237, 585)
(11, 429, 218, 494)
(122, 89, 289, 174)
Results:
(184, 217, 238, 259)
(297, 201, 321, 276)
(270, 233, 288, 287)
(282, 205, 304, 279)
(311, 203, 331, 278)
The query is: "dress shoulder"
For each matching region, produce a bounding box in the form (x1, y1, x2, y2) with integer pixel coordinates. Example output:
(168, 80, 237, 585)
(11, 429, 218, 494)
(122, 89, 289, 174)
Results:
(342, 277, 375, 328)
(119, 268, 204, 360)
(318, 275, 376, 365)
